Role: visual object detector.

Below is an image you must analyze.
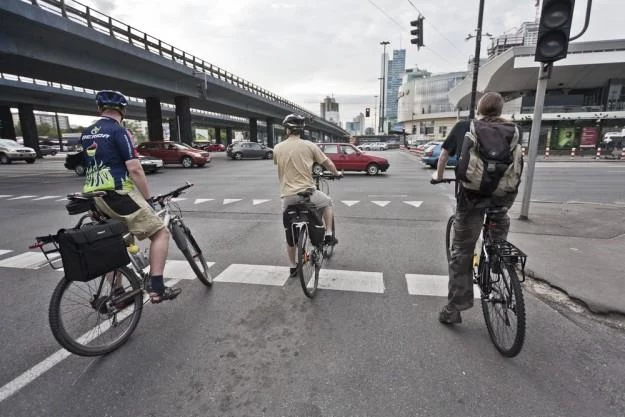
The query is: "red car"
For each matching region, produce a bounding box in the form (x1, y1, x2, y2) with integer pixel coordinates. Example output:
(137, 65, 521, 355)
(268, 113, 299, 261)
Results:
(314, 143, 390, 175)
(196, 143, 225, 152)
(137, 141, 210, 168)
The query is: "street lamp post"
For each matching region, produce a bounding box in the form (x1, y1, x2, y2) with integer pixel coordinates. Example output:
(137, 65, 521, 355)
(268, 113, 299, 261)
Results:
(468, 0, 486, 120)
(380, 41, 390, 133)
(373, 95, 378, 134)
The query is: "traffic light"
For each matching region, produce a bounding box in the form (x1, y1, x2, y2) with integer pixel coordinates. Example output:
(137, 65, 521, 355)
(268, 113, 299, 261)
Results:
(365, 108, 370, 117)
(410, 17, 424, 49)
(535, 0, 576, 63)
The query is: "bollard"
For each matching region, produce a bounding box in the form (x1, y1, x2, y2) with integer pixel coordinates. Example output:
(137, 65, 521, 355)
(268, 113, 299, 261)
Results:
(596, 148, 601, 160)
(622, 147, 625, 160)
(570, 147, 576, 160)
(522, 147, 526, 157)
(544, 146, 550, 160)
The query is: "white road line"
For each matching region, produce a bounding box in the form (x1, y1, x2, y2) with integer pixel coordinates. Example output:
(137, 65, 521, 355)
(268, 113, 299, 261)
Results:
(214, 264, 290, 286)
(368, 194, 408, 197)
(403, 201, 423, 208)
(32, 196, 61, 201)
(317, 269, 385, 293)
(371, 201, 390, 207)
(171, 197, 187, 202)
(194, 198, 214, 204)
(0, 252, 55, 269)
(0, 278, 181, 403)
(341, 200, 359, 207)
(405, 274, 480, 298)
(0, 195, 14, 199)
(163, 260, 215, 280)
(223, 198, 242, 205)
(7, 195, 37, 201)
(252, 199, 271, 205)
(0, 250, 13, 257)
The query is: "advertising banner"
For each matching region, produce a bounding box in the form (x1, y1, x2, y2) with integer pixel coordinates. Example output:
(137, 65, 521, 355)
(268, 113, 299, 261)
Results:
(556, 127, 575, 149)
(580, 127, 598, 148)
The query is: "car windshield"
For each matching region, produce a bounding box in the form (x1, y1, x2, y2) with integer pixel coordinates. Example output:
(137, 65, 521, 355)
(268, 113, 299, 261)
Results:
(0, 139, 21, 148)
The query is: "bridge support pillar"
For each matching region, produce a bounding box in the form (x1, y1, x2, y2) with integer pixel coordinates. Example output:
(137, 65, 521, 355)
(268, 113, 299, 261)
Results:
(214, 127, 222, 144)
(226, 127, 233, 145)
(266, 118, 275, 148)
(0, 105, 17, 140)
(146, 97, 163, 141)
(175, 96, 193, 144)
(249, 118, 258, 142)
(18, 104, 40, 157)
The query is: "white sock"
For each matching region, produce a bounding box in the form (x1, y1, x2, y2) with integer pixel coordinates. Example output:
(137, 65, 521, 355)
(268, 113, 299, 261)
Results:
(325, 231, 332, 236)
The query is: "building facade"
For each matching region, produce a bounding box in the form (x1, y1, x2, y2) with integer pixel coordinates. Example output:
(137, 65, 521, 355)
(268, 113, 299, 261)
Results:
(320, 96, 340, 126)
(385, 49, 406, 127)
(344, 113, 365, 136)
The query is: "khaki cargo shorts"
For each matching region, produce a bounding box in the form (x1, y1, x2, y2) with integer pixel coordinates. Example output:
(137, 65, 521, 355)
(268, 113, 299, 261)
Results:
(94, 189, 164, 240)
(281, 189, 333, 212)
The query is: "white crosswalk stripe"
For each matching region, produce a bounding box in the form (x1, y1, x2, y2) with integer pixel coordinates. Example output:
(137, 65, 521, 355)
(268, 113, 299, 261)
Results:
(0, 250, 13, 257)
(403, 201, 423, 208)
(405, 274, 480, 298)
(371, 201, 390, 207)
(194, 198, 214, 204)
(7, 195, 36, 201)
(252, 199, 271, 205)
(317, 269, 384, 293)
(163, 260, 216, 280)
(341, 200, 359, 207)
(0, 252, 55, 269)
(223, 198, 242, 205)
(32, 196, 61, 201)
(0, 195, 14, 199)
(215, 264, 290, 286)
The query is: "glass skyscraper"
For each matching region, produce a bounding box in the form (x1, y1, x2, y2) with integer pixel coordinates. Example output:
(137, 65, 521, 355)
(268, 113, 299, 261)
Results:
(385, 49, 406, 125)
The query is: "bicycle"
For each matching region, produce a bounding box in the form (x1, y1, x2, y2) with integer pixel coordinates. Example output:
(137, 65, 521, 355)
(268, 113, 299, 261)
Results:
(287, 172, 341, 298)
(432, 178, 527, 357)
(31, 182, 212, 356)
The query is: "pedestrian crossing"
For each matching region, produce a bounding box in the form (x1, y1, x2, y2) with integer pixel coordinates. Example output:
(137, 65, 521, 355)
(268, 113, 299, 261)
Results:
(0, 194, 425, 209)
(0, 248, 452, 297)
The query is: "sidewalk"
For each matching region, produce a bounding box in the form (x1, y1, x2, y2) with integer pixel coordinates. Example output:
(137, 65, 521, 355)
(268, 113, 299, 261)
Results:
(507, 201, 625, 315)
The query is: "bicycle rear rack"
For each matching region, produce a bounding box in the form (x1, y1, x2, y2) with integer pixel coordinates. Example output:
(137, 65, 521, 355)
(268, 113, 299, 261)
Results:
(490, 239, 527, 282)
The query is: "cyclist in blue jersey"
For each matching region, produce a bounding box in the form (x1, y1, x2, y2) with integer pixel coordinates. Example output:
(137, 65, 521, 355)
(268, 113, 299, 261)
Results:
(79, 90, 181, 303)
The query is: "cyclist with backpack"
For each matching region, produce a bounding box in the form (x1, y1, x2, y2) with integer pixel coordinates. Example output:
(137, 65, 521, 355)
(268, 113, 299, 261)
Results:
(431, 92, 523, 324)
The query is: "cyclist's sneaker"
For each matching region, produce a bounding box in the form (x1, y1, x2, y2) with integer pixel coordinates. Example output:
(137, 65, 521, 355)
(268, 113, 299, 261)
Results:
(149, 286, 182, 304)
(438, 305, 462, 325)
(289, 267, 298, 278)
(324, 235, 338, 246)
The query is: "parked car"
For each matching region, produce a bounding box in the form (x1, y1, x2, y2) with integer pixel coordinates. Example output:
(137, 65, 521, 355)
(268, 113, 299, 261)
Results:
(137, 141, 210, 168)
(315, 143, 389, 175)
(195, 143, 225, 152)
(227, 141, 273, 160)
(420, 143, 458, 168)
(39, 144, 59, 156)
(65, 152, 165, 176)
(0, 138, 36, 164)
(414, 141, 441, 157)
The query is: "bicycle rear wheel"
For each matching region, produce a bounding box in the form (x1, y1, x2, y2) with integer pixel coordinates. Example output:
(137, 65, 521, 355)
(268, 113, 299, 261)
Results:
(298, 227, 320, 298)
(48, 266, 143, 356)
(481, 262, 526, 357)
(323, 214, 336, 258)
(171, 219, 213, 287)
(445, 215, 455, 262)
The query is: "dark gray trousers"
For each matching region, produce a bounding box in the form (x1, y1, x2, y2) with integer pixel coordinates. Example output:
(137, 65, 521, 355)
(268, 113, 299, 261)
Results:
(447, 190, 517, 311)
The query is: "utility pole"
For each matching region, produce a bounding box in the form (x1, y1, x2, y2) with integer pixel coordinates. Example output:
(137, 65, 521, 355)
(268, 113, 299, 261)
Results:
(373, 95, 378, 134)
(468, 0, 485, 120)
(380, 41, 390, 133)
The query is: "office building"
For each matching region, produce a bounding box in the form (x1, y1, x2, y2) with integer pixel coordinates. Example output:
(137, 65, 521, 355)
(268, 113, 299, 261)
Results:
(320, 96, 340, 125)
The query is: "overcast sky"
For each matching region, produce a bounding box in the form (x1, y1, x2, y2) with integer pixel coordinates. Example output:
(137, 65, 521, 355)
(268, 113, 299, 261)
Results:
(66, 0, 622, 126)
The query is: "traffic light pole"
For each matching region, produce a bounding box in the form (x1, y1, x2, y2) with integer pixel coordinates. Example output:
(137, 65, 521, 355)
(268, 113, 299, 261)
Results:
(520, 62, 552, 220)
(468, 0, 485, 120)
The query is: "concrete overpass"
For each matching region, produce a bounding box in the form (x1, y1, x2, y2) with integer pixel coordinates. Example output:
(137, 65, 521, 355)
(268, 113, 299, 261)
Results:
(0, 0, 348, 149)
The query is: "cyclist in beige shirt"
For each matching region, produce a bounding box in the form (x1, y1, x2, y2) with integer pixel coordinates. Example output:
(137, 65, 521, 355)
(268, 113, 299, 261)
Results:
(274, 114, 342, 277)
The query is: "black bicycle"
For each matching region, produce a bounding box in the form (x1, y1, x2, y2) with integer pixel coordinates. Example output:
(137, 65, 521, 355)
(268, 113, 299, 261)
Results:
(432, 178, 527, 357)
(287, 173, 341, 298)
(31, 183, 212, 356)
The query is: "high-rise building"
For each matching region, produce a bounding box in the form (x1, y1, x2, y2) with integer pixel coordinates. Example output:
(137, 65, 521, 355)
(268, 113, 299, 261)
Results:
(344, 113, 365, 136)
(385, 49, 406, 126)
(320, 96, 340, 125)
(488, 21, 539, 58)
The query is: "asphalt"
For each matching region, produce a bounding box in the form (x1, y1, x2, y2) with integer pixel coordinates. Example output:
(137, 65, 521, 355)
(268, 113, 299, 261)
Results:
(403, 147, 625, 315)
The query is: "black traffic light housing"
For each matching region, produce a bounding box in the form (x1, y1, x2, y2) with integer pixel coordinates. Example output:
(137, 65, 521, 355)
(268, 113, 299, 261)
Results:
(365, 108, 370, 117)
(535, 0, 576, 63)
(410, 17, 424, 49)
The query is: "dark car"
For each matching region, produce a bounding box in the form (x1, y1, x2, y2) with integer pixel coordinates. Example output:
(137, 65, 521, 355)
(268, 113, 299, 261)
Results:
(65, 152, 164, 176)
(315, 143, 389, 175)
(420, 143, 458, 168)
(137, 141, 210, 168)
(39, 144, 59, 156)
(227, 141, 273, 160)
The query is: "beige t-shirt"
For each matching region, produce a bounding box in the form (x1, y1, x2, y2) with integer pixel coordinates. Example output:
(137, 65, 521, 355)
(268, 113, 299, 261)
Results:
(273, 136, 329, 198)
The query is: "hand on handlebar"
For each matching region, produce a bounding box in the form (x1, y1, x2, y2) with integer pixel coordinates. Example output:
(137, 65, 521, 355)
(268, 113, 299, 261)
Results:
(147, 197, 158, 210)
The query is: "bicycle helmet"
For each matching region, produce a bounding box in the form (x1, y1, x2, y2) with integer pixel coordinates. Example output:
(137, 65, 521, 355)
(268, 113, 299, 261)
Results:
(282, 114, 306, 130)
(95, 90, 128, 111)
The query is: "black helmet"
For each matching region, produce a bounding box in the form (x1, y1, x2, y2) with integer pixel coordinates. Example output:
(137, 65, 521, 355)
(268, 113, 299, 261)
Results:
(95, 90, 128, 111)
(282, 114, 306, 130)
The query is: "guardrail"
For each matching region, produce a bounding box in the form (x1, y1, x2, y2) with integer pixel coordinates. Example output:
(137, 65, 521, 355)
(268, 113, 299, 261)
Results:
(20, 0, 323, 124)
(0, 72, 249, 123)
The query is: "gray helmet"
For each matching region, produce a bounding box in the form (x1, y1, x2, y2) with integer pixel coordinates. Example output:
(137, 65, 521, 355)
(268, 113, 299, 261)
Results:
(282, 114, 306, 130)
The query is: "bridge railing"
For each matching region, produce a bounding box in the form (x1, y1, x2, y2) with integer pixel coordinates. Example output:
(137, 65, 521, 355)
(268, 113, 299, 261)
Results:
(22, 0, 325, 123)
(1, 72, 249, 123)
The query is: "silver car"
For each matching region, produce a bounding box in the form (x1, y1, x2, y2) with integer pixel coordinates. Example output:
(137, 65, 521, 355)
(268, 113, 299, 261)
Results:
(227, 141, 274, 160)
(0, 139, 37, 164)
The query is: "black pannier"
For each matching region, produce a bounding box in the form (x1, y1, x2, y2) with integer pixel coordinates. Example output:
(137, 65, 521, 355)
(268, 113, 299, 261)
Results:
(56, 219, 131, 282)
(283, 205, 325, 247)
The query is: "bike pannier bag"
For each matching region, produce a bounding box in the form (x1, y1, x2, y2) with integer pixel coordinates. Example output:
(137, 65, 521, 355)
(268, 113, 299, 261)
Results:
(456, 120, 523, 197)
(283, 206, 325, 246)
(56, 219, 130, 282)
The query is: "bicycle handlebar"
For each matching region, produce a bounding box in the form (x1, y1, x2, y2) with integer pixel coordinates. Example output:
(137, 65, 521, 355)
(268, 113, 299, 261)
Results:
(315, 173, 343, 180)
(430, 178, 456, 185)
(153, 182, 194, 203)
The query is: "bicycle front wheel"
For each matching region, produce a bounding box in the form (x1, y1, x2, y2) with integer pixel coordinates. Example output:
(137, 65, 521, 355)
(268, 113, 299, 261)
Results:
(298, 227, 319, 298)
(481, 262, 526, 357)
(445, 215, 455, 262)
(171, 220, 213, 287)
(48, 267, 143, 356)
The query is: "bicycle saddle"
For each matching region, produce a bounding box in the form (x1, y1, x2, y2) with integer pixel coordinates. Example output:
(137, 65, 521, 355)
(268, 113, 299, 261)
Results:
(485, 206, 508, 215)
(297, 188, 315, 198)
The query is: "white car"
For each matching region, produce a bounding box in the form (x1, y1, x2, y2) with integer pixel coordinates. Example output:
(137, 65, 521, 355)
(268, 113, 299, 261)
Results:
(0, 138, 36, 164)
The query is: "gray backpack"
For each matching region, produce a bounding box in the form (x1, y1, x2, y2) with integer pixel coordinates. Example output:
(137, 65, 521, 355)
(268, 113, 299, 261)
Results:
(456, 120, 523, 197)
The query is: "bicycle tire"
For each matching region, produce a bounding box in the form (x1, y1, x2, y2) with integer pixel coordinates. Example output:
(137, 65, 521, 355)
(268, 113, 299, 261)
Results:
(481, 262, 526, 357)
(48, 266, 143, 356)
(445, 215, 455, 262)
(324, 214, 336, 258)
(171, 220, 213, 287)
(298, 227, 319, 298)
